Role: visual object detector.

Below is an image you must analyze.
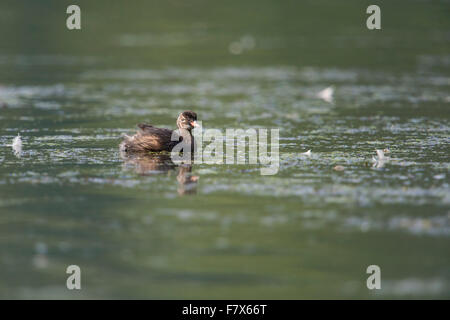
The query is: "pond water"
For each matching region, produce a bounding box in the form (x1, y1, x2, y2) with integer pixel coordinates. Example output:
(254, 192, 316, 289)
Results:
(0, 0, 449, 299)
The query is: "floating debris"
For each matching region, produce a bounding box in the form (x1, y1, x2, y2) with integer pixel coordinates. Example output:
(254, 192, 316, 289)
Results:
(317, 86, 334, 103)
(372, 149, 390, 168)
(372, 149, 389, 162)
(301, 149, 312, 156)
(12, 133, 22, 157)
(333, 165, 345, 171)
(376, 149, 386, 160)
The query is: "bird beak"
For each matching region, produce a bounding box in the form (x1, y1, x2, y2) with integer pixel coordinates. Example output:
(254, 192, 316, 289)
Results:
(191, 121, 199, 128)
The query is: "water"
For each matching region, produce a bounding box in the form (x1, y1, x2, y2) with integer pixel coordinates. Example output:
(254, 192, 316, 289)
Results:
(0, 0, 449, 299)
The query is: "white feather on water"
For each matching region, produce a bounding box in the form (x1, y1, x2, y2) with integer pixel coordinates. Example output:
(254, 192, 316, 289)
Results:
(301, 149, 312, 156)
(12, 133, 22, 157)
(372, 149, 390, 168)
(376, 149, 386, 160)
(316, 86, 334, 103)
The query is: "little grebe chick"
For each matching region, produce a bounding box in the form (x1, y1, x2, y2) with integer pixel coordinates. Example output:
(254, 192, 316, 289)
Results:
(120, 111, 198, 153)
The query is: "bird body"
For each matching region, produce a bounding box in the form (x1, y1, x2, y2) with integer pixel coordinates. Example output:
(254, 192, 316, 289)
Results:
(120, 111, 198, 154)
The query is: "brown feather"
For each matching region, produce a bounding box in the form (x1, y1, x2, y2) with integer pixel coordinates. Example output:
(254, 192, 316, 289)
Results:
(121, 125, 181, 152)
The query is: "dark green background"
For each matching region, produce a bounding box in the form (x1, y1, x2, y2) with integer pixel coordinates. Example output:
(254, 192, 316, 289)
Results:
(0, 0, 449, 299)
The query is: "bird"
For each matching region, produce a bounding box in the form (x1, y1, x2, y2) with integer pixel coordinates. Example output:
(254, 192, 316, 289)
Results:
(120, 111, 199, 153)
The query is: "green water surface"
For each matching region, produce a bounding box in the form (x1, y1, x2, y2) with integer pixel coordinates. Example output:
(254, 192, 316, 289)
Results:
(0, 0, 449, 299)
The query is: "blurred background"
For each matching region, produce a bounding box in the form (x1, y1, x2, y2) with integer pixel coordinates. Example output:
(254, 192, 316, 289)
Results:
(0, 0, 449, 299)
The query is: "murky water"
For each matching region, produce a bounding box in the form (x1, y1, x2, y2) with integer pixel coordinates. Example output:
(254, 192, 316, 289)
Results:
(0, 1, 449, 299)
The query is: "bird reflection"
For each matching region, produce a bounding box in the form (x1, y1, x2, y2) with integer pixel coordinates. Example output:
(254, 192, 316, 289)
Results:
(120, 151, 199, 195)
(177, 164, 199, 195)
